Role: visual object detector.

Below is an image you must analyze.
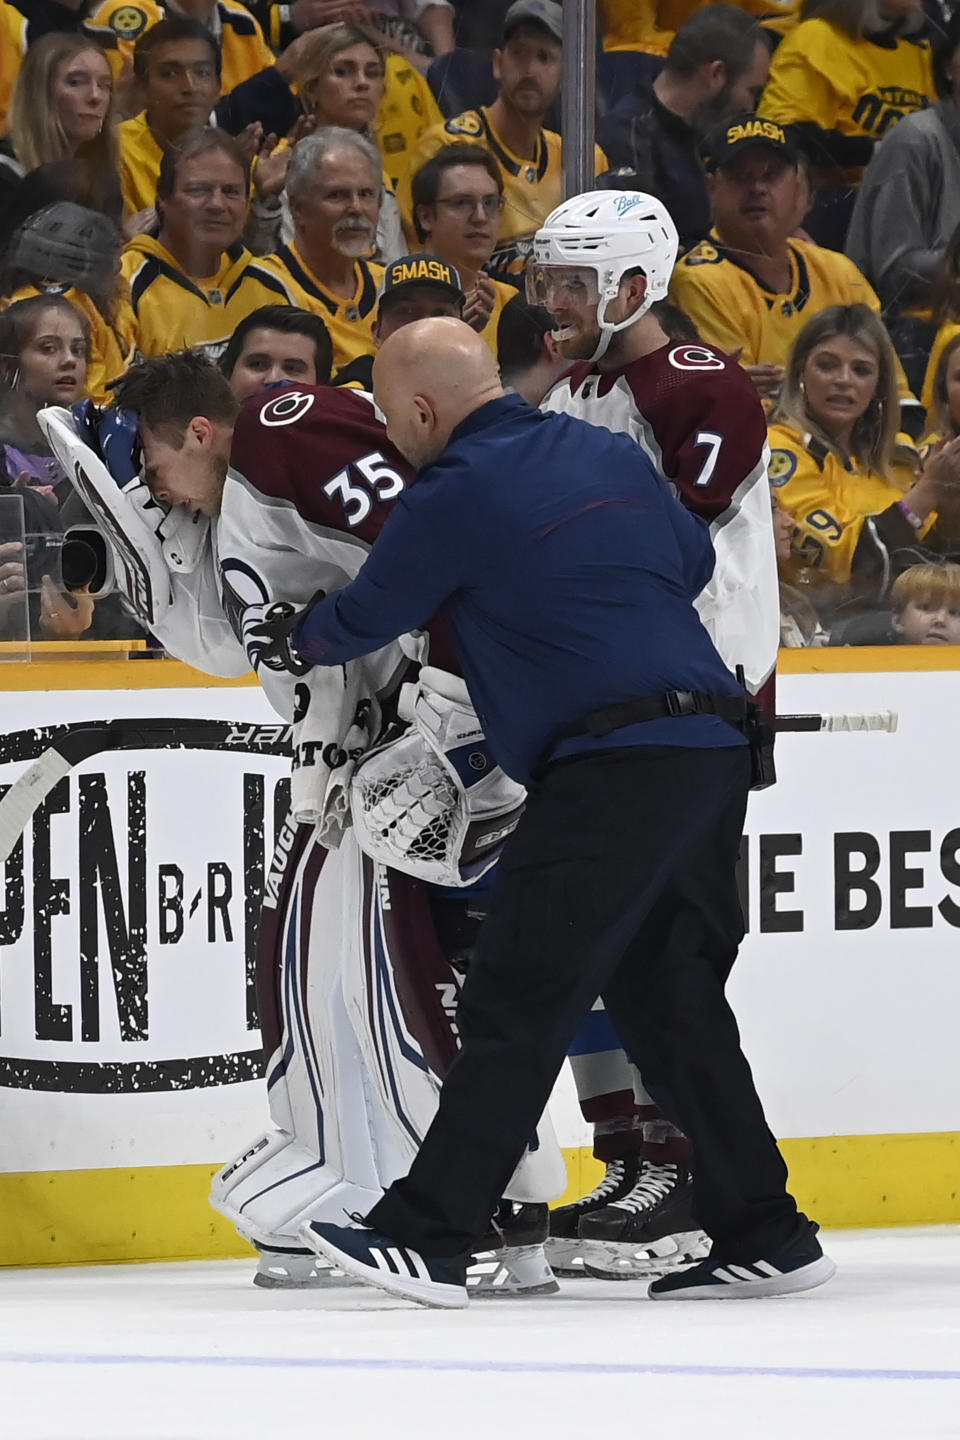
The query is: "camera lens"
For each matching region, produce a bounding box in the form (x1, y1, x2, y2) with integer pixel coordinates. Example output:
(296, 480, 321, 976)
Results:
(61, 535, 101, 592)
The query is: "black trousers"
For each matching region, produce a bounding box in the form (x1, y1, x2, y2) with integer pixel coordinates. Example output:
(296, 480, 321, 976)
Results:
(368, 744, 806, 1264)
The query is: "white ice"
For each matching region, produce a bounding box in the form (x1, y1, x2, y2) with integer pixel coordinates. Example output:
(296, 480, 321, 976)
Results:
(2, 1227, 959, 1440)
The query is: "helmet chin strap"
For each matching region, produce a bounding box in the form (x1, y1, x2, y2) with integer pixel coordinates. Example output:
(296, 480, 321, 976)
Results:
(586, 285, 655, 364)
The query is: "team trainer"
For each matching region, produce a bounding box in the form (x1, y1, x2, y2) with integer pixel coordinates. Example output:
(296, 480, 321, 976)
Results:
(251, 317, 835, 1308)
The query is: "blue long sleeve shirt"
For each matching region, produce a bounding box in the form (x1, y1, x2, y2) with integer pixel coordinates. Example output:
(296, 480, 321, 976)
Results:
(293, 393, 746, 784)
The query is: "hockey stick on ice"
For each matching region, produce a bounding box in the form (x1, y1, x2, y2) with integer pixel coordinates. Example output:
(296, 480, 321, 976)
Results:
(776, 710, 898, 733)
(0, 717, 293, 867)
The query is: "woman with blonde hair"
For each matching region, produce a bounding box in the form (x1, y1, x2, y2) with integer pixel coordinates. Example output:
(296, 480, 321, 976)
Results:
(769, 304, 960, 617)
(265, 24, 408, 263)
(926, 330, 960, 444)
(0, 34, 120, 243)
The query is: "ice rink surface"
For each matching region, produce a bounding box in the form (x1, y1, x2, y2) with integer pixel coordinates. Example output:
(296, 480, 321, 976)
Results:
(2, 1227, 959, 1440)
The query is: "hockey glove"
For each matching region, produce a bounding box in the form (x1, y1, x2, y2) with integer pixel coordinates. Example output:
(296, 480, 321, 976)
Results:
(247, 598, 321, 676)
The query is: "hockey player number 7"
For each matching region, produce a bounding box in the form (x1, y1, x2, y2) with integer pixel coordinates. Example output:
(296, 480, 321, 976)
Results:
(693, 431, 723, 487)
(323, 451, 406, 527)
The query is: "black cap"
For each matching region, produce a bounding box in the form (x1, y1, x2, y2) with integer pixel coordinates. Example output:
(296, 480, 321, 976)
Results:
(378, 254, 465, 310)
(701, 114, 799, 174)
(503, 0, 563, 43)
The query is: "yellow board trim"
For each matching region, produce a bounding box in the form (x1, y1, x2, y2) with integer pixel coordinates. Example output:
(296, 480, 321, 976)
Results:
(778, 644, 960, 674)
(0, 658, 257, 691)
(1, 645, 958, 694)
(1, 1133, 957, 1268)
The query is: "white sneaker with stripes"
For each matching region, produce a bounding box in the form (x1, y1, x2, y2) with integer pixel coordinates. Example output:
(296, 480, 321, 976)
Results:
(648, 1224, 836, 1300)
(299, 1219, 469, 1309)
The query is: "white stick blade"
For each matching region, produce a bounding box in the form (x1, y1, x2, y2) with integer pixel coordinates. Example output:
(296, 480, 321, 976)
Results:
(820, 710, 898, 734)
(0, 750, 72, 865)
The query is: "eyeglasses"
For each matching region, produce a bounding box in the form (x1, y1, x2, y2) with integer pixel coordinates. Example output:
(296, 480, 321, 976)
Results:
(434, 194, 505, 218)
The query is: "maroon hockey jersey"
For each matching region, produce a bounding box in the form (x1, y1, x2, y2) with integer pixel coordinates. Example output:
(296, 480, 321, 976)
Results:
(541, 340, 779, 693)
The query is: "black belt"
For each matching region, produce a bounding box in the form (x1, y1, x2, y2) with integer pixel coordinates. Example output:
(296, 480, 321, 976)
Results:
(554, 691, 749, 744)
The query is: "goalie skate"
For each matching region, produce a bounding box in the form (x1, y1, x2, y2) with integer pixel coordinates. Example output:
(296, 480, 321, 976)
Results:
(578, 1162, 710, 1279)
(252, 1244, 359, 1289)
(545, 1155, 642, 1276)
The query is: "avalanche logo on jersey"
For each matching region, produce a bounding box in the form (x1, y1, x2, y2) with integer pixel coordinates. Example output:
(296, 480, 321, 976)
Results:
(260, 391, 316, 427)
(668, 345, 726, 372)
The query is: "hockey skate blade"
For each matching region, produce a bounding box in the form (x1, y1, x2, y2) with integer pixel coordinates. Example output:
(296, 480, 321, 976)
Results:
(582, 1230, 709, 1280)
(649, 1254, 837, 1301)
(298, 1222, 469, 1310)
(467, 1244, 560, 1298)
(543, 1237, 590, 1278)
(252, 1250, 359, 1289)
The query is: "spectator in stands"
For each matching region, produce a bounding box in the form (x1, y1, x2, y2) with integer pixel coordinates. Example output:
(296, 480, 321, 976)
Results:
(768, 305, 960, 621)
(598, 1, 800, 58)
(286, 25, 404, 259)
(0, 294, 100, 640)
(771, 485, 829, 645)
(259, 128, 385, 373)
(919, 228, 960, 419)
(220, 303, 334, 398)
(84, 0, 275, 99)
(758, 0, 935, 248)
(890, 561, 960, 644)
(847, 10, 960, 313)
(396, 0, 607, 284)
(844, 11, 960, 394)
(0, 202, 136, 405)
(410, 145, 521, 358)
(0, 5, 28, 133)
(122, 130, 290, 358)
(333, 250, 465, 390)
(597, 6, 772, 252)
(117, 19, 222, 220)
(0, 35, 119, 244)
(214, 17, 443, 190)
(0, 295, 89, 493)
(496, 298, 565, 403)
(337, 0, 456, 69)
(669, 113, 922, 431)
(924, 330, 960, 444)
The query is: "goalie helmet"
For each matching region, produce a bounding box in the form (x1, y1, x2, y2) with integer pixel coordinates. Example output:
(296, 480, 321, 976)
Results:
(7, 203, 120, 292)
(350, 667, 525, 887)
(527, 189, 679, 362)
(71, 400, 143, 489)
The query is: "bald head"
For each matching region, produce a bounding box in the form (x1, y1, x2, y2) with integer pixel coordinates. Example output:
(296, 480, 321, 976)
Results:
(373, 317, 504, 468)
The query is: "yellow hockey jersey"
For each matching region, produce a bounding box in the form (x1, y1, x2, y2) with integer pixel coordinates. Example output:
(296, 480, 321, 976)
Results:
(396, 107, 608, 282)
(3, 283, 137, 405)
(669, 234, 915, 406)
(84, 0, 274, 96)
(0, 3, 27, 132)
(758, 19, 933, 151)
(769, 420, 924, 588)
(122, 234, 290, 358)
(375, 55, 444, 191)
(920, 320, 960, 420)
(478, 276, 521, 361)
(255, 243, 383, 371)
(117, 110, 165, 217)
(600, 0, 798, 56)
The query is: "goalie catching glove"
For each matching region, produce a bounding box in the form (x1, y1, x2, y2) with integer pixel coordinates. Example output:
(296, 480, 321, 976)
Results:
(350, 666, 526, 887)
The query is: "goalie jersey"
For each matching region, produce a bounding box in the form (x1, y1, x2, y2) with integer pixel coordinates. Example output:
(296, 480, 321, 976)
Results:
(540, 340, 779, 694)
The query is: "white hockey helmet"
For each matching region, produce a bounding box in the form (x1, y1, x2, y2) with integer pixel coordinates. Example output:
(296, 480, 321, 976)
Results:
(527, 189, 679, 361)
